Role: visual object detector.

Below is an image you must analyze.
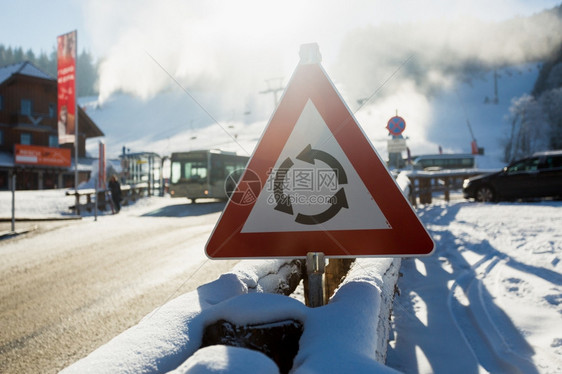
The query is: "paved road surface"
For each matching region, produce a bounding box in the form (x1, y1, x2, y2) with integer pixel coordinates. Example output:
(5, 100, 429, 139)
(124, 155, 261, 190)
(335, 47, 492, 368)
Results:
(0, 200, 237, 374)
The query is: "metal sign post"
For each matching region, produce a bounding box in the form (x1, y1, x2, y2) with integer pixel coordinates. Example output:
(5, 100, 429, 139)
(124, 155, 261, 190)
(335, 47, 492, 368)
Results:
(11, 172, 16, 233)
(306, 252, 326, 307)
(74, 32, 80, 218)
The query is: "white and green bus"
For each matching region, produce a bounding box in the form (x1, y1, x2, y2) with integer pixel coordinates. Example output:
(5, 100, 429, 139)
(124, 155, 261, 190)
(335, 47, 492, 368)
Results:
(169, 150, 249, 203)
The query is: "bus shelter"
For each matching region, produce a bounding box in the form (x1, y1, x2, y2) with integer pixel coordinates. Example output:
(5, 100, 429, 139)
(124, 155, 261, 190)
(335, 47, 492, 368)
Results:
(119, 151, 163, 196)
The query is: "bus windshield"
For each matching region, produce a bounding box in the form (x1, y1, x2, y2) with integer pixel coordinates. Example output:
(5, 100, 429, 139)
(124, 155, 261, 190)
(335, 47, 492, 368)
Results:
(170, 160, 207, 183)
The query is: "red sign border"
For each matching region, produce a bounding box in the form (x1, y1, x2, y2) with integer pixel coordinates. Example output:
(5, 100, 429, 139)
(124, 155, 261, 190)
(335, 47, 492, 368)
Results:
(206, 63, 434, 258)
(387, 115, 406, 136)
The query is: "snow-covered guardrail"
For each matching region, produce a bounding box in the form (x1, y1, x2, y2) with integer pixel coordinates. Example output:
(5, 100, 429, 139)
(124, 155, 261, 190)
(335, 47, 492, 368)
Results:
(66, 183, 149, 214)
(401, 169, 497, 205)
(61, 257, 401, 373)
(62, 175, 414, 373)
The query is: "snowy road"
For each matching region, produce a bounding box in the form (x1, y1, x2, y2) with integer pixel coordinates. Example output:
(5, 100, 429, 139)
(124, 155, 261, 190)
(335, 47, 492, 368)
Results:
(387, 200, 562, 374)
(0, 198, 238, 374)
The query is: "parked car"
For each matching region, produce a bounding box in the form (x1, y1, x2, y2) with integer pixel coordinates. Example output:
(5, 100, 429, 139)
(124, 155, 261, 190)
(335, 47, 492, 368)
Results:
(463, 151, 562, 202)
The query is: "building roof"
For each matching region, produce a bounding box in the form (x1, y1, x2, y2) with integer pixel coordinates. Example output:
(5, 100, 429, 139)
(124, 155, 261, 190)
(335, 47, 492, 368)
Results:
(0, 61, 103, 139)
(0, 61, 55, 85)
(79, 106, 104, 138)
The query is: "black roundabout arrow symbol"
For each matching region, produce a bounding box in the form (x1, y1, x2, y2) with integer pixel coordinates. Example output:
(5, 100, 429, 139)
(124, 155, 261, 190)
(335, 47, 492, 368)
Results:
(273, 157, 294, 215)
(295, 188, 349, 225)
(296, 144, 347, 184)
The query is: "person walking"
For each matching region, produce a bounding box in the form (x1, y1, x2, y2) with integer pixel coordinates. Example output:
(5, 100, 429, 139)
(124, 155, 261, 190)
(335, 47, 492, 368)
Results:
(108, 175, 122, 213)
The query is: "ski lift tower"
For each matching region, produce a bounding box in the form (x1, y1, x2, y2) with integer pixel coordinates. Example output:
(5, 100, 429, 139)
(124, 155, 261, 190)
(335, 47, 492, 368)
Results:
(260, 77, 284, 109)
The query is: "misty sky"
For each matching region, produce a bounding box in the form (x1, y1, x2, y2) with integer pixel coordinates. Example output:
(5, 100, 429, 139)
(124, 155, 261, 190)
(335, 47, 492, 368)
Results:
(2, 1, 559, 91)
(1, 0, 561, 158)
(1, 1, 559, 56)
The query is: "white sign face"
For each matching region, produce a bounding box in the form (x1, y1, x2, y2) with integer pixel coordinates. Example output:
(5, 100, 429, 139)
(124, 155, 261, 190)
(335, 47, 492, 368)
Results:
(241, 100, 391, 233)
(387, 138, 407, 153)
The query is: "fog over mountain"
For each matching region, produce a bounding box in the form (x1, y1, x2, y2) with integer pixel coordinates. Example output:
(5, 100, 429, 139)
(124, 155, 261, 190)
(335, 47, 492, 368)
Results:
(81, 2, 561, 161)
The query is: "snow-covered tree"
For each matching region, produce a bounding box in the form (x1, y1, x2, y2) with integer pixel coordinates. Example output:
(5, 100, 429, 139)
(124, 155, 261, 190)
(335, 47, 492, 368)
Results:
(540, 87, 562, 150)
(505, 94, 549, 162)
(504, 59, 562, 162)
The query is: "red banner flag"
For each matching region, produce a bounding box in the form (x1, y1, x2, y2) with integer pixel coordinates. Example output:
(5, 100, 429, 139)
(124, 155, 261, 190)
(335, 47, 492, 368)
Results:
(57, 31, 77, 144)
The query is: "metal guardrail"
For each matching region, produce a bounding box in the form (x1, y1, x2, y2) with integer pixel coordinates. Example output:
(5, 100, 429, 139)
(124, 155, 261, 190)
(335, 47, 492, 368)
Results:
(404, 169, 497, 206)
(66, 183, 149, 214)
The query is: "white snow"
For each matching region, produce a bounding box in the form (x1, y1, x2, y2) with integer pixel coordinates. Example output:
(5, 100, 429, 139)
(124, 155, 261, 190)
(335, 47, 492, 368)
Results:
(59, 259, 401, 374)
(2, 188, 561, 373)
(387, 198, 562, 374)
(1, 192, 400, 373)
(170, 345, 280, 374)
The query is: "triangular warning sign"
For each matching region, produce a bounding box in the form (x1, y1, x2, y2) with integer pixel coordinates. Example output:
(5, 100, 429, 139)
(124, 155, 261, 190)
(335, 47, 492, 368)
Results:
(206, 44, 434, 258)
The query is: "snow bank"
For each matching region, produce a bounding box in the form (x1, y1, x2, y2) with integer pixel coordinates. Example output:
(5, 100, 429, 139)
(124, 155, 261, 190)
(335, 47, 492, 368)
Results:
(5, 188, 405, 372)
(61, 257, 401, 373)
(170, 345, 280, 374)
(0, 189, 77, 218)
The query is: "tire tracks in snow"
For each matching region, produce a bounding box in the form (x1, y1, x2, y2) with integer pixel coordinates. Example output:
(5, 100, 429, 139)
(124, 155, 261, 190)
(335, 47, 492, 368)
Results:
(389, 202, 560, 373)
(448, 252, 538, 374)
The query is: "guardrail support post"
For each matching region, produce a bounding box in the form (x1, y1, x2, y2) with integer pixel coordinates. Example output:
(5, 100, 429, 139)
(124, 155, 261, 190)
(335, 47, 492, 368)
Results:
(324, 258, 354, 302)
(305, 252, 325, 308)
(419, 177, 432, 204)
(410, 177, 418, 207)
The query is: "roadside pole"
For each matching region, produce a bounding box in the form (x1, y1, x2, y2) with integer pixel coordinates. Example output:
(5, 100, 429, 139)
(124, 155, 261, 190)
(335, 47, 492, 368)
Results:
(11, 172, 16, 232)
(94, 178, 98, 221)
(74, 31, 80, 217)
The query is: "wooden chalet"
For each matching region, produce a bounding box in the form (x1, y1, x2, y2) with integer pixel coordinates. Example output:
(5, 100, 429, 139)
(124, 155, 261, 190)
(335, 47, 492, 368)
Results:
(0, 61, 104, 190)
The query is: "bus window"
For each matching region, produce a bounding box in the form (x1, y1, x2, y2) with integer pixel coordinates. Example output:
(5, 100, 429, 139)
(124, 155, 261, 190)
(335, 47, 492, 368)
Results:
(224, 161, 240, 177)
(185, 161, 207, 181)
(460, 158, 474, 167)
(210, 158, 225, 183)
(412, 154, 475, 170)
(171, 162, 182, 183)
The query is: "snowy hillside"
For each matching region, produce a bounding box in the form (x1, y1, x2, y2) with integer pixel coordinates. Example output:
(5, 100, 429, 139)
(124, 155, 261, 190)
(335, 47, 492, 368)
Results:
(80, 62, 538, 169)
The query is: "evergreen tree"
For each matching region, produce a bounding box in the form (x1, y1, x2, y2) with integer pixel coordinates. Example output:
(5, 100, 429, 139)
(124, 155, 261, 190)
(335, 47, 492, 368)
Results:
(0, 43, 99, 96)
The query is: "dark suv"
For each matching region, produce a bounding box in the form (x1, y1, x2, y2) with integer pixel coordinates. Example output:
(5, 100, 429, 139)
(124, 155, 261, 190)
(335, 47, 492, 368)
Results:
(463, 151, 562, 202)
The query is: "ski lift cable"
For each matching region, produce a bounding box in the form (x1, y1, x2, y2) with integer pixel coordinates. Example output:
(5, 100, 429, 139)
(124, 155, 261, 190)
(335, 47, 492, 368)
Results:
(311, 53, 415, 155)
(353, 54, 415, 115)
(144, 50, 251, 156)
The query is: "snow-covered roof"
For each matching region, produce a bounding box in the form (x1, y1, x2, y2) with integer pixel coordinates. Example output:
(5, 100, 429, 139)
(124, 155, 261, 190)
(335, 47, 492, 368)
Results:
(0, 61, 54, 86)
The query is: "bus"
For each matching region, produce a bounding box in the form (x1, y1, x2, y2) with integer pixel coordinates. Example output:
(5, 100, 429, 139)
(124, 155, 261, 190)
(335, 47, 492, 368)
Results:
(169, 150, 249, 202)
(411, 154, 476, 171)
